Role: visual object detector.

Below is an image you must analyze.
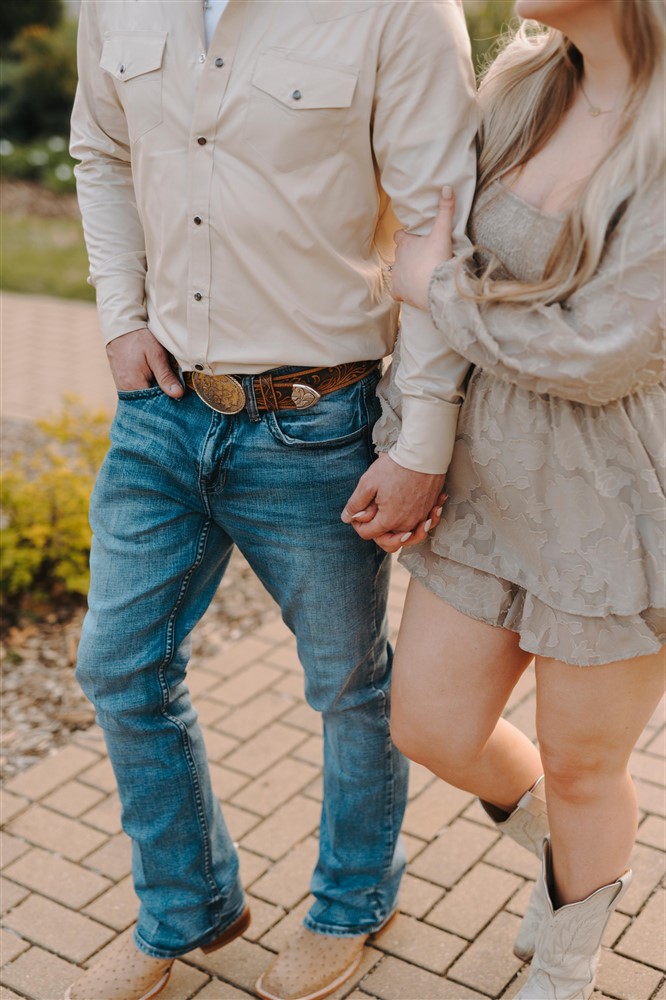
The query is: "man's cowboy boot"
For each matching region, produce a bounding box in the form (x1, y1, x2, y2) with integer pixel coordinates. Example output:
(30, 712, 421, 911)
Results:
(255, 912, 398, 1000)
(479, 775, 548, 960)
(516, 839, 632, 999)
(65, 906, 250, 1000)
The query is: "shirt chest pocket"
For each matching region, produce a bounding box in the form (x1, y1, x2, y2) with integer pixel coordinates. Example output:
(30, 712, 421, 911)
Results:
(244, 50, 359, 173)
(100, 32, 167, 144)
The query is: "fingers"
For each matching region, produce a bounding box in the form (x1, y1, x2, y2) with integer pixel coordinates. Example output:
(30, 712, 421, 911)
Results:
(429, 185, 455, 255)
(359, 491, 448, 551)
(341, 484, 377, 524)
(440, 185, 455, 210)
(406, 491, 447, 543)
(373, 531, 411, 554)
(148, 342, 184, 398)
(107, 327, 184, 397)
(431, 491, 448, 523)
(343, 502, 379, 525)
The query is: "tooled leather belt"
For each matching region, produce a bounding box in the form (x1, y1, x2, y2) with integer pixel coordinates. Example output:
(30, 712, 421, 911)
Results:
(183, 360, 379, 415)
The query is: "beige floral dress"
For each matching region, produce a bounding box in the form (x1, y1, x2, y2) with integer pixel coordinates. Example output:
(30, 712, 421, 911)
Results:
(376, 181, 665, 666)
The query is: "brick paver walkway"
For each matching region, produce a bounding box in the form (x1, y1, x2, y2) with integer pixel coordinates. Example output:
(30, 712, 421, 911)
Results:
(1, 294, 664, 1000)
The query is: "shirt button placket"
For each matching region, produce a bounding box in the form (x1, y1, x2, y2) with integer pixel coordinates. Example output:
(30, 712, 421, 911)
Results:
(189, 47, 227, 375)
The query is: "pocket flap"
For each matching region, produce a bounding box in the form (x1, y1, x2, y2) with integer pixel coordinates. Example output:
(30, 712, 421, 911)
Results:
(251, 51, 358, 110)
(100, 33, 167, 82)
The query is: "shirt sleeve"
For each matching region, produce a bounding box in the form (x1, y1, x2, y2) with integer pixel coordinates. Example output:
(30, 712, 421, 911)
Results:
(69, 1, 149, 344)
(428, 196, 666, 406)
(371, 0, 477, 474)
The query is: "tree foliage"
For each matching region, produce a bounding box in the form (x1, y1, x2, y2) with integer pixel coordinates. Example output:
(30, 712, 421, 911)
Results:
(1, 18, 78, 141)
(0, 0, 64, 53)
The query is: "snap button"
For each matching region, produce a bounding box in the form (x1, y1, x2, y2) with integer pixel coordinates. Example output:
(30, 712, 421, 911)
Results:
(291, 90, 302, 101)
(194, 364, 204, 371)
(119, 63, 126, 74)
(193, 216, 202, 225)
(214, 57, 224, 68)
(194, 292, 203, 301)
(197, 136, 207, 146)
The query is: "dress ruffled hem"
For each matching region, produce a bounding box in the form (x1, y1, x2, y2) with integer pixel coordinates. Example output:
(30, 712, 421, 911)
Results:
(399, 545, 665, 667)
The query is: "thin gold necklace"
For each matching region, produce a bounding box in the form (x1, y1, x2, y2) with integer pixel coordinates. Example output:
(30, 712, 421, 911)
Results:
(579, 79, 615, 117)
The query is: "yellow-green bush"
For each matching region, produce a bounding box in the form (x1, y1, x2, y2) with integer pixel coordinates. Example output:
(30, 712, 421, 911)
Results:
(1, 398, 110, 608)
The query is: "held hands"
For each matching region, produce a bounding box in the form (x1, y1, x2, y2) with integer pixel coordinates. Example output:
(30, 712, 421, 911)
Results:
(345, 185, 455, 549)
(106, 327, 184, 397)
(341, 453, 446, 554)
(390, 186, 456, 311)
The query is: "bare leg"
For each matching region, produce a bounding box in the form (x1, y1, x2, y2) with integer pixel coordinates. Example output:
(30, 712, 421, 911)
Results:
(391, 579, 542, 811)
(536, 651, 665, 905)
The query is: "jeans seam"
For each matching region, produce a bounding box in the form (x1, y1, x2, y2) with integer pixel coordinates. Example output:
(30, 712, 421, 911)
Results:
(369, 547, 397, 919)
(365, 376, 397, 910)
(362, 374, 382, 466)
(155, 515, 224, 923)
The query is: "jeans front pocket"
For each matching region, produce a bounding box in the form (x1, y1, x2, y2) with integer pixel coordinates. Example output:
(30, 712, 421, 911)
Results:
(265, 369, 380, 449)
(116, 385, 165, 402)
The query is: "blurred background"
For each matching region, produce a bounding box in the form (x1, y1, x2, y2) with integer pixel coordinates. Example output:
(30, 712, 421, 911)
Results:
(0, 0, 514, 776)
(0, 0, 515, 301)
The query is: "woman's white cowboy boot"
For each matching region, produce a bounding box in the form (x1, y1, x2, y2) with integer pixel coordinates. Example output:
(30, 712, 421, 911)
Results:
(480, 776, 548, 858)
(516, 839, 632, 1000)
(479, 776, 548, 959)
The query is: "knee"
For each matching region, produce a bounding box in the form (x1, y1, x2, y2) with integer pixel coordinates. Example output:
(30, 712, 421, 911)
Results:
(538, 736, 627, 806)
(390, 702, 429, 764)
(75, 614, 174, 726)
(390, 700, 484, 780)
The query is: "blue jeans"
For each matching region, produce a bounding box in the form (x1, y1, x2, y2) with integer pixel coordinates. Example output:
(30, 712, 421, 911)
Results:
(76, 366, 408, 959)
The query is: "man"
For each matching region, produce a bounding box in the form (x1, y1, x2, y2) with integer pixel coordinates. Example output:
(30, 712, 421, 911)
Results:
(67, 2, 476, 999)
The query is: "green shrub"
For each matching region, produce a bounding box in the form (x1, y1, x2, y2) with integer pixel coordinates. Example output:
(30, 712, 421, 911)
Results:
(1, 398, 111, 608)
(1, 19, 78, 142)
(0, 136, 76, 193)
(0, 0, 64, 55)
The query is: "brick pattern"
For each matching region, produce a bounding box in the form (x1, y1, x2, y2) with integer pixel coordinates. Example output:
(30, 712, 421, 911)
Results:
(1, 295, 665, 999)
(1, 559, 663, 1000)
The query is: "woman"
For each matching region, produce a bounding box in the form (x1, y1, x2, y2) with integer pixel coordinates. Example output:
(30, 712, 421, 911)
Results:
(383, 1, 665, 997)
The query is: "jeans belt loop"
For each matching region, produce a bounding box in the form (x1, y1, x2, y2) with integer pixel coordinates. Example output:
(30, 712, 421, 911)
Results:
(242, 375, 261, 423)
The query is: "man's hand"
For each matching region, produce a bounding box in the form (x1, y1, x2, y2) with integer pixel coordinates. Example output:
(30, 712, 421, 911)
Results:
(390, 186, 455, 311)
(106, 327, 184, 398)
(341, 453, 446, 553)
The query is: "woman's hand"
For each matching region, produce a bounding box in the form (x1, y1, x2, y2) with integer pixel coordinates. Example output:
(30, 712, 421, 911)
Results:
(390, 186, 455, 311)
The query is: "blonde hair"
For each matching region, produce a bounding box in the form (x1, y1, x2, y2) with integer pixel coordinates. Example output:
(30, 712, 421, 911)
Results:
(470, 0, 665, 305)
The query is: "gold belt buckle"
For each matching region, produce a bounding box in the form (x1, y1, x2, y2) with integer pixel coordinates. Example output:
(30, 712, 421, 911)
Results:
(191, 372, 246, 414)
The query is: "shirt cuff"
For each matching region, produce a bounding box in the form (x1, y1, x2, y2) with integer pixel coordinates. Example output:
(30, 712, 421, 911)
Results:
(91, 273, 148, 345)
(388, 395, 460, 475)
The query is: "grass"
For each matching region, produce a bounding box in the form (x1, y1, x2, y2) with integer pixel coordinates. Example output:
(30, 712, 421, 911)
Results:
(1, 213, 95, 301)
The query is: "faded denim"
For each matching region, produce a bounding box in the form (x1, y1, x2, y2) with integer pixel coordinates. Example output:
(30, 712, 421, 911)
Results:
(76, 367, 409, 958)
